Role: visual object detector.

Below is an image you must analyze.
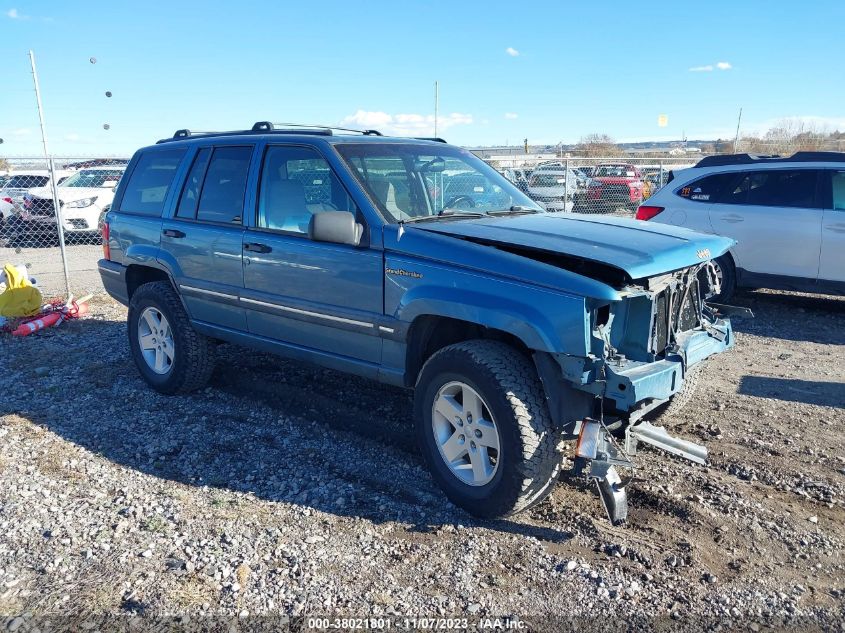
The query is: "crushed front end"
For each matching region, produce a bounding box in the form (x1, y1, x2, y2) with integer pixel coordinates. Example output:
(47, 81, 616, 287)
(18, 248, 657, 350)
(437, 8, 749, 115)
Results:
(536, 262, 735, 524)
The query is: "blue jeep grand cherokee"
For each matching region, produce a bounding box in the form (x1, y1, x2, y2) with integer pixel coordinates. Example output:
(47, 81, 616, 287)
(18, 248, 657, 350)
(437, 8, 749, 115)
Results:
(98, 122, 734, 522)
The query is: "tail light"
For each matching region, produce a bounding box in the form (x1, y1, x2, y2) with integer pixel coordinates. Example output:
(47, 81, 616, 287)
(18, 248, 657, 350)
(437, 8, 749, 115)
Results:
(101, 220, 110, 260)
(2, 197, 11, 204)
(636, 205, 664, 221)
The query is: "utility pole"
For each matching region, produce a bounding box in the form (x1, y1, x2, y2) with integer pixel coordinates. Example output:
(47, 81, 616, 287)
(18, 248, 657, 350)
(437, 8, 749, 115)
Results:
(434, 81, 439, 138)
(733, 107, 743, 154)
(29, 50, 71, 298)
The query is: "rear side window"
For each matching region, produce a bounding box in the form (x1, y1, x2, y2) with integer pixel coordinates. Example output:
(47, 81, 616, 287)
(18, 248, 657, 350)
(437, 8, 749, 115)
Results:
(118, 149, 186, 216)
(722, 169, 819, 208)
(195, 146, 252, 224)
(676, 173, 735, 203)
(831, 171, 845, 211)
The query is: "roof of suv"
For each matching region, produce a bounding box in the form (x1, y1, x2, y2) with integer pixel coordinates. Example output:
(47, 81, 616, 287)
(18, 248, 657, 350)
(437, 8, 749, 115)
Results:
(694, 151, 845, 168)
(153, 121, 449, 147)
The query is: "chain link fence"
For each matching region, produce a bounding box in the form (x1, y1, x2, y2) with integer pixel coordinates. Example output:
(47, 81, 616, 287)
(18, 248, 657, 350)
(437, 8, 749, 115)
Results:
(0, 156, 129, 299)
(1, 152, 702, 300)
(485, 156, 699, 215)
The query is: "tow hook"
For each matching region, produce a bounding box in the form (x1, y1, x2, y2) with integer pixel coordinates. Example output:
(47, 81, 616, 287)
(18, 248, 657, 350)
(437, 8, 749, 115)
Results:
(574, 418, 633, 525)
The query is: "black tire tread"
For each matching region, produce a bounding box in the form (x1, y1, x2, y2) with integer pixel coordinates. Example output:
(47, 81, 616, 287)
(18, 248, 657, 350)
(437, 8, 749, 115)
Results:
(650, 361, 706, 424)
(128, 281, 215, 394)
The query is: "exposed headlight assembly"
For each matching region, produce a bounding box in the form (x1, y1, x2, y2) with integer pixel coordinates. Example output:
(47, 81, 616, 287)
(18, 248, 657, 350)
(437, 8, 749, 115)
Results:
(65, 196, 98, 208)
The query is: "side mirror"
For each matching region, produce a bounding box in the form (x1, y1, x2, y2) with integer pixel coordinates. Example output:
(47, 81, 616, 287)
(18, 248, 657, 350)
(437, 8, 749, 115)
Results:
(308, 211, 362, 246)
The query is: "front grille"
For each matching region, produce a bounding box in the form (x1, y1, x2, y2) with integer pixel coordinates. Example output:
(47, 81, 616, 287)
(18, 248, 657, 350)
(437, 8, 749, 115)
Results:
(602, 184, 630, 200)
(650, 274, 702, 354)
(28, 198, 56, 216)
(675, 278, 701, 332)
(652, 291, 669, 352)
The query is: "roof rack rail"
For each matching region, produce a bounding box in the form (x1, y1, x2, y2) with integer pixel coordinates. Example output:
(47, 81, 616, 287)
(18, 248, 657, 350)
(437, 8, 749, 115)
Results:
(414, 137, 448, 143)
(265, 122, 383, 136)
(696, 151, 845, 168)
(156, 121, 384, 144)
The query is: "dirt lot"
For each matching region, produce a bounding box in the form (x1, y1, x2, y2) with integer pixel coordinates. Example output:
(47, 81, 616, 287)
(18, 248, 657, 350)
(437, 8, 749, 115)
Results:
(1, 288, 843, 630)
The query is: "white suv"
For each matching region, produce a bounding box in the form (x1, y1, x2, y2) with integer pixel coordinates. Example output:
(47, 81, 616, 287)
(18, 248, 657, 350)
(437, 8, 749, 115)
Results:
(0, 170, 74, 221)
(636, 152, 845, 300)
(20, 166, 125, 239)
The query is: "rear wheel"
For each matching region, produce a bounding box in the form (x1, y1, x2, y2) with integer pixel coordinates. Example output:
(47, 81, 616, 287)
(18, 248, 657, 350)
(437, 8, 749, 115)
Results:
(415, 340, 562, 518)
(127, 281, 215, 394)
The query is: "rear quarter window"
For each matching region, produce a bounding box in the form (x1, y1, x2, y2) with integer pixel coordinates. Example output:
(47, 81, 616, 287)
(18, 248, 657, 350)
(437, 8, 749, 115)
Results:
(117, 149, 186, 216)
(675, 172, 736, 203)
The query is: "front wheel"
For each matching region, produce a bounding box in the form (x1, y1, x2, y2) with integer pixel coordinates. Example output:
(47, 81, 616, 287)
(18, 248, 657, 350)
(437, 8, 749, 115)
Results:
(414, 340, 562, 518)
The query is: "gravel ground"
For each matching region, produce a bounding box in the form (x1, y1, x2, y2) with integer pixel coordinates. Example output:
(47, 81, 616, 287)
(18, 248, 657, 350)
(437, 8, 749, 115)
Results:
(1, 288, 843, 631)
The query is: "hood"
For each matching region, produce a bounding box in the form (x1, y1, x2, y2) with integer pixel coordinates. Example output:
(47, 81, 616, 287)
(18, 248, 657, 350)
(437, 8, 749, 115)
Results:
(29, 186, 104, 202)
(411, 213, 735, 282)
(592, 176, 637, 185)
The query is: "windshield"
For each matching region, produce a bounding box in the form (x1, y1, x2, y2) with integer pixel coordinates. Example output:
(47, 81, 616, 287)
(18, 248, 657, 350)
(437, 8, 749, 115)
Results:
(594, 165, 636, 178)
(529, 171, 579, 187)
(335, 143, 542, 222)
(60, 169, 124, 188)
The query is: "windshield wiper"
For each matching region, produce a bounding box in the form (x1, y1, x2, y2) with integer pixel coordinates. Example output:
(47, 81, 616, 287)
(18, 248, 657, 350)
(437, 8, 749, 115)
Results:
(399, 210, 484, 224)
(488, 205, 541, 216)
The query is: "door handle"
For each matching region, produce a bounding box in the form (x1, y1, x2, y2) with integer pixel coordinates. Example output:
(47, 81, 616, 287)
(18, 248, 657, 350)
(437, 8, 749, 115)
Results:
(720, 214, 744, 223)
(162, 228, 186, 238)
(825, 223, 845, 234)
(244, 242, 272, 253)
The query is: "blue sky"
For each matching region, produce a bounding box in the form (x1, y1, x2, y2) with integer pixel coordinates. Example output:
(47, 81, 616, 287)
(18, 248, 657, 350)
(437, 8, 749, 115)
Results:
(2, 0, 844, 156)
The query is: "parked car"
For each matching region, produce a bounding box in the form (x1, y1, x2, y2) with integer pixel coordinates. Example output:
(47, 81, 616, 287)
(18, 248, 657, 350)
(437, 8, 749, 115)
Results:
(11, 166, 125, 242)
(98, 122, 735, 523)
(0, 170, 74, 223)
(636, 152, 845, 301)
(441, 172, 512, 211)
(586, 163, 646, 211)
(502, 167, 531, 193)
(526, 165, 582, 211)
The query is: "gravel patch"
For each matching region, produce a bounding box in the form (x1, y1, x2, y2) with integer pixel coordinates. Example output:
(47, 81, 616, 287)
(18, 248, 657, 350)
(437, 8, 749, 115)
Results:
(1, 289, 843, 630)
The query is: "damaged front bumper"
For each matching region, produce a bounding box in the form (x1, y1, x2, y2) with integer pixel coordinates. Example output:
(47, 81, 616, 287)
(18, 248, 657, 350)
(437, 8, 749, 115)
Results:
(539, 315, 734, 524)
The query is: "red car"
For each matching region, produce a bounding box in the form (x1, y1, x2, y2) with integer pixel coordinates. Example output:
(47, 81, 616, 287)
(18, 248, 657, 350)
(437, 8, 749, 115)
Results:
(586, 163, 646, 211)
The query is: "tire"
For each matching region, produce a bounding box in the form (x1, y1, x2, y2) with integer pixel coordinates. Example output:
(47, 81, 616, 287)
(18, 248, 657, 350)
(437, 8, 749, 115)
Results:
(127, 281, 215, 394)
(709, 254, 736, 303)
(647, 362, 706, 425)
(414, 340, 561, 519)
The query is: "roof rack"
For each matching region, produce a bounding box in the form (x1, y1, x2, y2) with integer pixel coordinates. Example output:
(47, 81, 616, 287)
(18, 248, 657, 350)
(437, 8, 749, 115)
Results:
(156, 121, 383, 144)
(695, 151, 845, 168)
(413, 137, 448, 143)
(262, 122, 383, 136)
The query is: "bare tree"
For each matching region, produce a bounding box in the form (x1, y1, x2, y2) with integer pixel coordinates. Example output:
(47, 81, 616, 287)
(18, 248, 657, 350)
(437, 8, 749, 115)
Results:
(574, 133, 619, 157)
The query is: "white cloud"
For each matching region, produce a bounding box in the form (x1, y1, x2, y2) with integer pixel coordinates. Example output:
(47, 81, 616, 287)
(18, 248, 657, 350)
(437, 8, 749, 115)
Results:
(505, 47, 519, 57)
(6, 8, 28, 19)
(689, 61, 732, 72)
(504, 112, 518, 119)
(11, 128, 31, 136)
(340, 110, 473, 136)
(64, 133, 81, 142)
